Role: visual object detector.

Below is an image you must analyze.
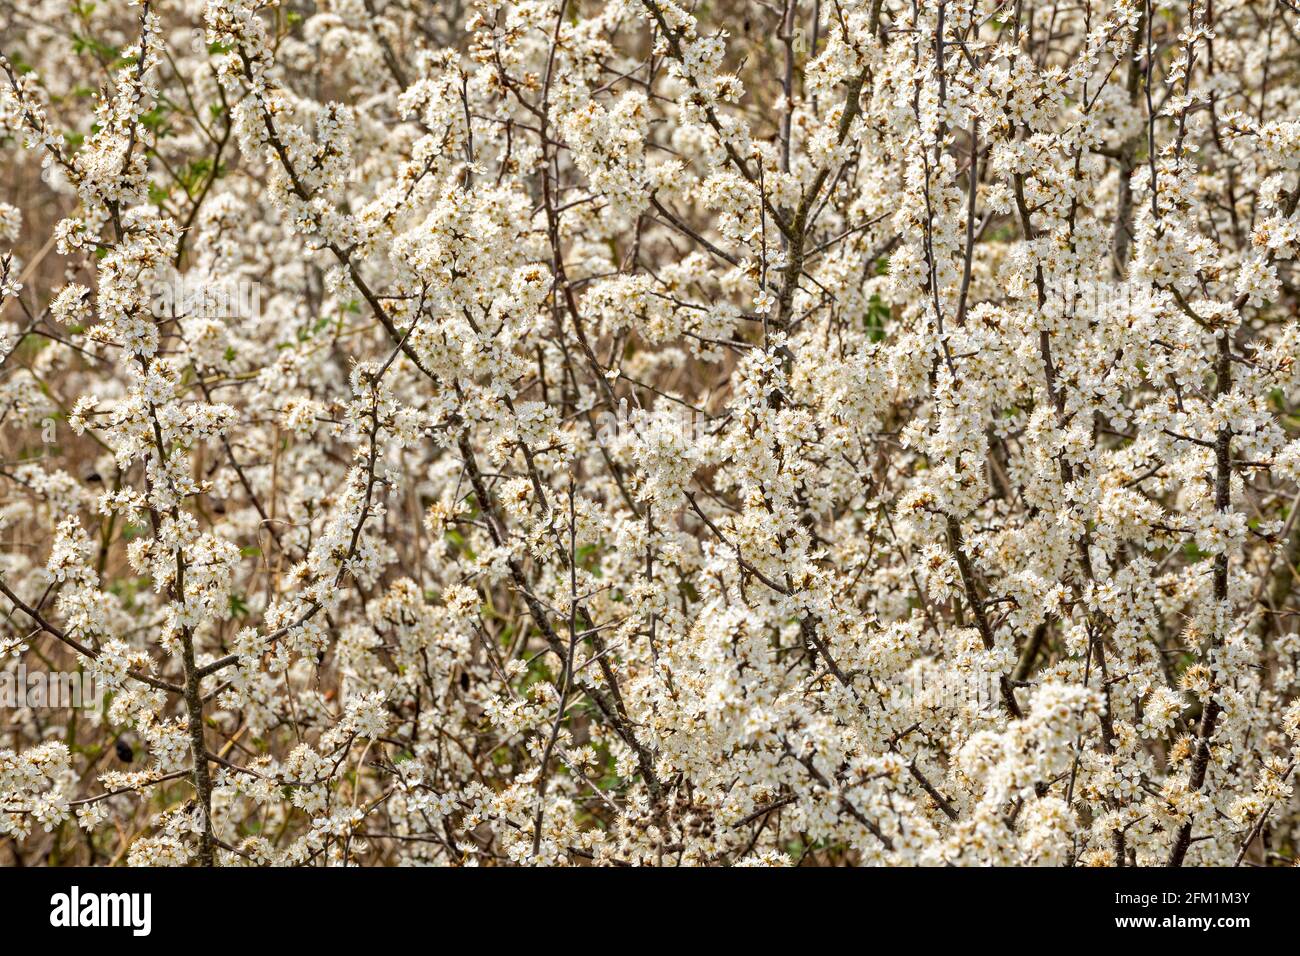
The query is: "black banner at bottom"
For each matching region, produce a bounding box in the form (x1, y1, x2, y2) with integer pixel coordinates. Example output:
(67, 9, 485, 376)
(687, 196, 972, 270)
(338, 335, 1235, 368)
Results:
(0, 865, 1284, 944)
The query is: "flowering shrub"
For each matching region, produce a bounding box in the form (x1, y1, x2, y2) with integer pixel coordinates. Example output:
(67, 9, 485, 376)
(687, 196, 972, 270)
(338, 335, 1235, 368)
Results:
(2, 0, 1300, 867)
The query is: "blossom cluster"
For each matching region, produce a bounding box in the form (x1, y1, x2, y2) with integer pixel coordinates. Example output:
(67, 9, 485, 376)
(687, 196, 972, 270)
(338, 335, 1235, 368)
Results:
(2, 0, 1300, 866)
